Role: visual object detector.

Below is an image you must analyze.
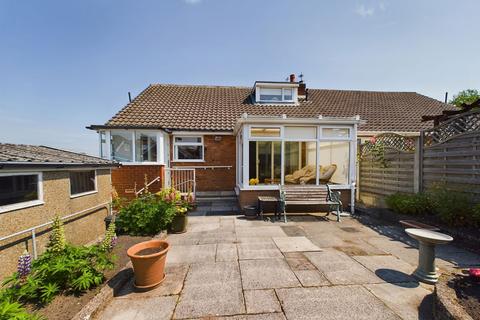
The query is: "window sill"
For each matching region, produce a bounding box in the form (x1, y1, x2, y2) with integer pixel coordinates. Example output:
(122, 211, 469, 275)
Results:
(70, 190, 98, 199)
(171, 160, 205, 163)
(0, 200, 45, 213)
(120, 162, 165, 166)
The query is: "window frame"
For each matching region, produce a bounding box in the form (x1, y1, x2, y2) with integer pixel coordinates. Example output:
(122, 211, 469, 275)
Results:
(0, 172, 44, 213)
(69, 169, 98, 198)
(257, 87, 295, 103)
(239, 124, 357, 190)
(134, 131, 159, 163)
(173, 135, 204, 162)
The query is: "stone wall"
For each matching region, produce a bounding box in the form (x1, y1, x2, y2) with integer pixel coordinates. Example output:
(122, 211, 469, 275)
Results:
(0, 169, 112, 280)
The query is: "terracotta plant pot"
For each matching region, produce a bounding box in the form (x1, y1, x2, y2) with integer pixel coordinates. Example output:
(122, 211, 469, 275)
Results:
(170, 214, 188, 233)
(127, 239, 170, 290)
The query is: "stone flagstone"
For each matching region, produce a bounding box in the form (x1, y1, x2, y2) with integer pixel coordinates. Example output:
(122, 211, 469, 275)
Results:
(294, 270, 330, 287)
(244, 289, 282, 314)
(353, 255, 416, 284)
(174, 261, 245, 319)
(276, 286, 401, 320)
(216, 243, 238, 262)
(365, 282, 434, 320)
(167, 243, 216, 264)
(240, 258, 301, 290)
(115, 264, 188, 298)
(304, 249, 382, 285)
(96, 295, 177, 320)
(272, 236, 321, 252)
(237, 242, 283, 260)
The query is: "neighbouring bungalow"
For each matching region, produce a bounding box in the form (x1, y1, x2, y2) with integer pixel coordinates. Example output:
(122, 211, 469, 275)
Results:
(0, 143, 118, 279)
(88, 74, 454, 212)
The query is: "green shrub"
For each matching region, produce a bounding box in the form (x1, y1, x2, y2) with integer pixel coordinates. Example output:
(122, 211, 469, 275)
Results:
(385, 193, 431, 215)
(116, 193, 177, 235)
(0, 298, 44, 320)
(1, 245, 115, 305)
(427, 186, 473, 226)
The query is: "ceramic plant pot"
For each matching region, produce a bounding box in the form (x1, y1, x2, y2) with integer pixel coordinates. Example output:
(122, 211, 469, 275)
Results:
(170, 214, 188, 233)
(127, 239, 170, 290)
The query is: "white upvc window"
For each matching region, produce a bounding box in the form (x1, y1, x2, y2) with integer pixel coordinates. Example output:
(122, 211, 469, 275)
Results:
(0, 172, 44, 213)
(173, 136, 204, 162)
(258, 87, 295, 103)
(69, 170, 97, 198)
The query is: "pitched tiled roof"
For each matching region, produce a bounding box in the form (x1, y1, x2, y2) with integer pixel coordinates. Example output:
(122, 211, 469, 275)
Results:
(0, 143, 118, 168)
(93, 84, 456, 133)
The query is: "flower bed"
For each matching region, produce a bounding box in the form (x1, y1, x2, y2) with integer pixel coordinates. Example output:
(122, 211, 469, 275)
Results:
(434, 273, 479, 320)
(1, 216, 127, 320)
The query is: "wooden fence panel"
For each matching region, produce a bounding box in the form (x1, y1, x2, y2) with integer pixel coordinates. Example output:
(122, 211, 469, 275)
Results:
(358, 135, 416, 207)
(422, 131, 480, 197)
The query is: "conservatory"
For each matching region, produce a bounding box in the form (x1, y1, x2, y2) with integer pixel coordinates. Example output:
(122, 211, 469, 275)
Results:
(234, 114, 362, 208)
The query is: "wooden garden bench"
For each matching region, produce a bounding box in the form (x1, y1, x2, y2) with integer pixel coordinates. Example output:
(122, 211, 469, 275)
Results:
(279, 185, 343, 223)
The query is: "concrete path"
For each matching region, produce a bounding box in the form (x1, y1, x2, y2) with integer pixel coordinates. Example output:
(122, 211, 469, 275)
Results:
(96, 214, 480, 320)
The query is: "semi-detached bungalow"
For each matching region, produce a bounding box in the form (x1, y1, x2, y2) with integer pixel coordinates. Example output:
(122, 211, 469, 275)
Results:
(88, 75, 454, 212)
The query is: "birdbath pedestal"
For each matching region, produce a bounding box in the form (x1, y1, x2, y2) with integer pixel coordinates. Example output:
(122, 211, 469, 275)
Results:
(405, 228, 453, 284)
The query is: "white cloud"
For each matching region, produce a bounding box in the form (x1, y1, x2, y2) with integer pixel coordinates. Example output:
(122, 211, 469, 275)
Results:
(379, 2, 386, 11)
(183, 0, 202, 4)
(356, 4, 375, 17)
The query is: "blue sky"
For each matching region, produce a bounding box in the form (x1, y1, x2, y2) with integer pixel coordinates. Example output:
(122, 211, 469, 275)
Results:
(1, 0, 479, 155)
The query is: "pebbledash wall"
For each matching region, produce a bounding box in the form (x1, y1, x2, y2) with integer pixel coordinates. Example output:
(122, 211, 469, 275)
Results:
(0, 169, 111, 280)
(171, 135, 237, 192)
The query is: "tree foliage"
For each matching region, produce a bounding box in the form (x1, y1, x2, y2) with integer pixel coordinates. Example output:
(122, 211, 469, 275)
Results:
(449, 89, 480, 107)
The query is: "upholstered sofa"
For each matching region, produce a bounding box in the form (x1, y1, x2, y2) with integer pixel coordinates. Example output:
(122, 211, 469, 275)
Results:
(284, 164, 337, 184)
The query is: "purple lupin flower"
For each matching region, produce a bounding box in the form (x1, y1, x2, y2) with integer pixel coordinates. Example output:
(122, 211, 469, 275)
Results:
(18, 251, 32, 278)
(110, 235, 118, 249)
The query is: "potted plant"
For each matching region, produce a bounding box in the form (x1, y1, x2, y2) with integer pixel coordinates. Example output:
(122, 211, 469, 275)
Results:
(127, 239, 170, 289)
(171, 206, 188, 233)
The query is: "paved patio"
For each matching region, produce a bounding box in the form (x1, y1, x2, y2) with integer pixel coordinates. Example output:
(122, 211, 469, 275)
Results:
(96, 214, 480, 320)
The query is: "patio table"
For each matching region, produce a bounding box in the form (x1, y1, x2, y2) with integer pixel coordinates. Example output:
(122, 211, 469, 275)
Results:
(258, 196, 280, 220)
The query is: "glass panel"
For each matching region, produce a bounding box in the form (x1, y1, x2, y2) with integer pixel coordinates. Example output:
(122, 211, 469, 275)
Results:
(283, 88, 293, 100)
(111, 131, 133, 162)
(70, 171, 96, 195)
(322, 127, 350, 138)
(0, 175, 38, 206)
(250, 127, 281, 137)
(176, 145, 203, 160)
(284, 126, 316, 139)
(284, 142, 317, 184)
(175, 136, 202, 144)
(259, 88, 282, 101)
(248, 141, 281, 185)
(100, 131, 108, 159)
(135, 132, 157, 162)
(319, 141, 350, 184)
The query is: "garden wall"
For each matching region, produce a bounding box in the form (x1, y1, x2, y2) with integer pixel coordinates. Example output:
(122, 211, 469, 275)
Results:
(0, 169, 112, 280)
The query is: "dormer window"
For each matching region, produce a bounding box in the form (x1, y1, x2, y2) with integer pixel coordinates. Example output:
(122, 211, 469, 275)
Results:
(255, 81, 298, 104)
(259, 88, 293, 102)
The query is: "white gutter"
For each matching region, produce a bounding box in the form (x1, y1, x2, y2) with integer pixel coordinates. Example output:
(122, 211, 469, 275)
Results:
(233, 114, 365, 134)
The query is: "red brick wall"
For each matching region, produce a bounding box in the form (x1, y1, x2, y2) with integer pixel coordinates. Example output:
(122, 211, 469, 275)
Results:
(111, 165, 164, 199)
(172, 135, 236, 192)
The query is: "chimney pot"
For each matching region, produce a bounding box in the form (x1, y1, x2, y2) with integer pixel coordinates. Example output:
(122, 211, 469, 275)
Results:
(289, 74, 296, 82)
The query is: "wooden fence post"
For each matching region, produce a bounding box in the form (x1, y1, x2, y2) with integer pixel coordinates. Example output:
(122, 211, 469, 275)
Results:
(416, 133, 424, 193)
